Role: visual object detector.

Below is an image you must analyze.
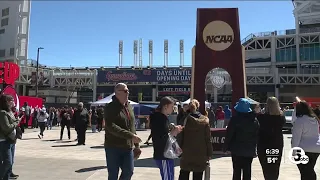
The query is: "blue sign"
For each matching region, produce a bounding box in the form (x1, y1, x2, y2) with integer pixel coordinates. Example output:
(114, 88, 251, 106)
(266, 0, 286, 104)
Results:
(97, 68, 192, 84)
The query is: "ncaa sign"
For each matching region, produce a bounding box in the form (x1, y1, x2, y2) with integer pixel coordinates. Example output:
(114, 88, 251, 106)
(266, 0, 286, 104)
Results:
(202, 20, 234, 51)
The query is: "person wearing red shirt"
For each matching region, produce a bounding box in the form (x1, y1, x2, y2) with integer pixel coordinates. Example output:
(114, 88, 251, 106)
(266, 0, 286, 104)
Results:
(216, 106, 225, 128)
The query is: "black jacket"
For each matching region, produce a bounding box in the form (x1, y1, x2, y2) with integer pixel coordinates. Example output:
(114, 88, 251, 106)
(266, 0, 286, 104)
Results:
(150, 111, 170, 160)
(224, 112, 259, 157)
(72, 109, 89, 128)
(256, 114, 285, 150)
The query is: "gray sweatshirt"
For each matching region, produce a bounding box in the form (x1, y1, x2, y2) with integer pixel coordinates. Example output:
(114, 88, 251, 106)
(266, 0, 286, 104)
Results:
(291, 115, 320, 153)
(37, 113, 49, 123)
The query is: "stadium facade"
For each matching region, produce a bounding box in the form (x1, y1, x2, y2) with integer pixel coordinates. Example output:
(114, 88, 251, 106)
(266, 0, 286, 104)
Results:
(1, 0, 320, 105)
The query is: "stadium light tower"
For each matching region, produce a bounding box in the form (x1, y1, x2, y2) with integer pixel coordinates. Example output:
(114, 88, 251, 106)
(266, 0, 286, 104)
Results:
(35, 47, 44, 97)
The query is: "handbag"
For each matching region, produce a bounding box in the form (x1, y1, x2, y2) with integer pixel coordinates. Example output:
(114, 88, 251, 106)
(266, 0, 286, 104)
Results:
(164, 134, 182, 159)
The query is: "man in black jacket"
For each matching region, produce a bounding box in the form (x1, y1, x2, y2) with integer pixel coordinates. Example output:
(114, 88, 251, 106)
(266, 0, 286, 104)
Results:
(60, 106, 71, 140)
(72, 102, 89, 145)
(104, 83, 141, 180)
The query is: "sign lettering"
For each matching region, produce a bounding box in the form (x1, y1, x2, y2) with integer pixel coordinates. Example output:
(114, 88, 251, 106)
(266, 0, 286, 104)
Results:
(98, 68, 192, 84)
(212, 137, 225, 144)
(205, 35, 233, 44)
(156, 69, 191, 82)
(105, 71, 138, 82)
(202, 20, 234, 51)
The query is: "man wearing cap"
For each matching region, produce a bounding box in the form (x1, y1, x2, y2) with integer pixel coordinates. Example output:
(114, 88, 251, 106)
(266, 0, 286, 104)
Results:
(72, 102, 89, 145)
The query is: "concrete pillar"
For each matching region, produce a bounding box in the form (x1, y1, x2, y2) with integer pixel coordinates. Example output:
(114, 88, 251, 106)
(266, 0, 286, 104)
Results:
(213, 87, 218, 103)
(152, 85, 157, 101)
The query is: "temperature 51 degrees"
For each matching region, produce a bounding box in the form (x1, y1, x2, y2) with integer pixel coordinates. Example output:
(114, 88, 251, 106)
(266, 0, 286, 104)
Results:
(267, 157, 278, 164)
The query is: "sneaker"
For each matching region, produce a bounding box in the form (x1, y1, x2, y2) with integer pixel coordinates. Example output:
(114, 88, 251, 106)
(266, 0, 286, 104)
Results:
(10, 173, 19, 179)
(38, 134, 41, 139)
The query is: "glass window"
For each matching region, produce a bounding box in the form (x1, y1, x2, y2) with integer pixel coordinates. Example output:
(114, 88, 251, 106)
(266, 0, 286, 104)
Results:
(9, 48, 14, 56)
(284, 110, 293, 116)
(0, 49, 5, 57)
(2, 8, 9, 17)
(1, 18, 8, 27)
(0, 29, 4, 34)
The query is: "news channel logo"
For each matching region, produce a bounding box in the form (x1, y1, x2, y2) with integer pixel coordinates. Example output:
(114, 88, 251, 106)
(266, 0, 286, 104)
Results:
(288, 147, 309, 164)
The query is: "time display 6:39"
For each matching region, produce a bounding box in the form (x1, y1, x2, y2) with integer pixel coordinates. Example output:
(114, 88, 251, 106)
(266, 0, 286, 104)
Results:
(265, 149, 280, 155)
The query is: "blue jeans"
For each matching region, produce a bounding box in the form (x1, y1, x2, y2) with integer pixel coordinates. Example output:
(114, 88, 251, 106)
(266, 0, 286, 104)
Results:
(0, 141, 15, 180)
(105, 147, 134, 180)
(47, 120, 53, 130)
(91, 125, 97, 133)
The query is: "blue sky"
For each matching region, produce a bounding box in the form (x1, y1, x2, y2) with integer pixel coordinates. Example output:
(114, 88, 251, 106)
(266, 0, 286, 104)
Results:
(28, 1, 295, 68)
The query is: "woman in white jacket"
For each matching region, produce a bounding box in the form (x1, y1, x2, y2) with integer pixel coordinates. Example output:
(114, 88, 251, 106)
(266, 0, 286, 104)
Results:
(291, 101, 320, 180)
(37, 108, 49, 139)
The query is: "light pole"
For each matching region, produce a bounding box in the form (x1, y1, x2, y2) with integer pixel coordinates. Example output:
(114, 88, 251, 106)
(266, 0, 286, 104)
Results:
(35, 47, 44, 97)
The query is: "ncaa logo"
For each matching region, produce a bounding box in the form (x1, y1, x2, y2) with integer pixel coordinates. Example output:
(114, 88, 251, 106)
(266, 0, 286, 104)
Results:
(288, 147, 309, 164)
(202, 20, 234, 51)
(209, 75, 226, 89)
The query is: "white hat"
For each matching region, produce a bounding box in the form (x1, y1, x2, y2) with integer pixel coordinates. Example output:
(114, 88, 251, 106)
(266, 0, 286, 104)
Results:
(41, 107, 46, 112)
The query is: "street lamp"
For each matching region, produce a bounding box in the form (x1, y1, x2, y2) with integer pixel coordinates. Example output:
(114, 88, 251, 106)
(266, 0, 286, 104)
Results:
(35, 47, 44, 97)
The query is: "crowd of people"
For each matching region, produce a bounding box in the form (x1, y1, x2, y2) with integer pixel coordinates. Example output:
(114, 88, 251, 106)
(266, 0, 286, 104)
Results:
(0, 82, 320, 180)
(0, 97, 106, 180)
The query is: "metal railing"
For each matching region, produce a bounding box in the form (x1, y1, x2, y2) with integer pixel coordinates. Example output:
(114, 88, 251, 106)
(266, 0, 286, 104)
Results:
(241, 27, 320, 45)
(245, 68, 271, 74)
(278, 68, 320, 74)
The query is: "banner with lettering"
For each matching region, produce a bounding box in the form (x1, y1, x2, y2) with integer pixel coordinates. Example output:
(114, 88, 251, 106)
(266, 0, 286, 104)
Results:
(158, 86, 191, 95)
(97, 68, 192, 84)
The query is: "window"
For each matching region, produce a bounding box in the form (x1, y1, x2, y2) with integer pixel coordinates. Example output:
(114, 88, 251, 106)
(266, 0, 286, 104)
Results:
(0, 49, 5, 57)
(2, 8, 9, 17)
(0, 29, 4, 34)
(1, 18, 8, 27)
(284, 110, 293, 116)
(9, 48, 14, 56)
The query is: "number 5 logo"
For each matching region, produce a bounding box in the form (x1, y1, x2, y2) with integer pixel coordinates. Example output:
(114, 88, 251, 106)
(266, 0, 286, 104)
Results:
(288, 147, 309, 164)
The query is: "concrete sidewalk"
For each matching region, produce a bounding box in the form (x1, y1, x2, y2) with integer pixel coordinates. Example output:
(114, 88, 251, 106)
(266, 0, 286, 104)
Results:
(13, 128, 319, 180)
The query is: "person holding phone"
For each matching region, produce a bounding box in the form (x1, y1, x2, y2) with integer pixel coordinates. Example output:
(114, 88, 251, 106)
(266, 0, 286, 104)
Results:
(150, 96, 182, 180)
(0, 94, 24, 180)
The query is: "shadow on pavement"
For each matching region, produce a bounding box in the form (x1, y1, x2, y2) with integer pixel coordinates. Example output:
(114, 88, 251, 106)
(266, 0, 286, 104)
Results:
(135, 157, 180, 168)
(90, 146, 104, 149)
(43, 139, 60, 142)
(139, 144, 152, 149)
(75, 166, 107, 173)
(212, 154, 231, 158)
(55, 140, 73, 143)
(52, 144, 78, 147)
(20, 137, 39, 140)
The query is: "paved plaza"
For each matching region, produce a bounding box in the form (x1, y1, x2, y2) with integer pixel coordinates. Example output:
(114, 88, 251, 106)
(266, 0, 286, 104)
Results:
(13, 128, 320, 180)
